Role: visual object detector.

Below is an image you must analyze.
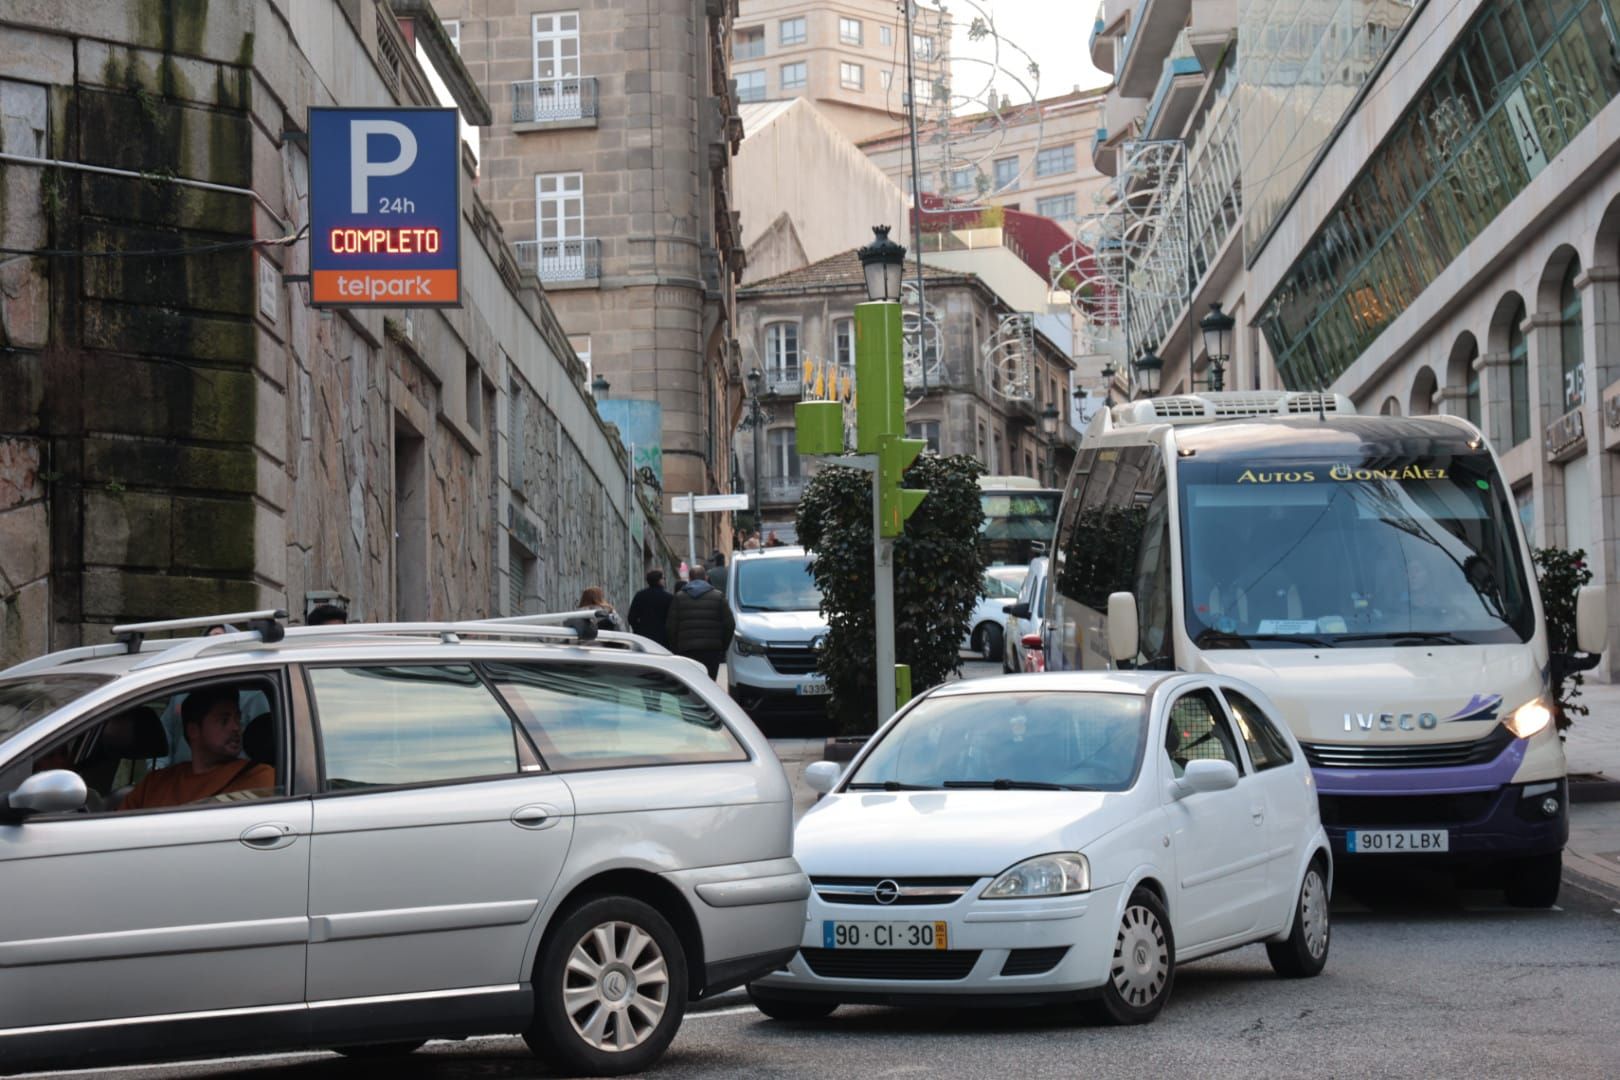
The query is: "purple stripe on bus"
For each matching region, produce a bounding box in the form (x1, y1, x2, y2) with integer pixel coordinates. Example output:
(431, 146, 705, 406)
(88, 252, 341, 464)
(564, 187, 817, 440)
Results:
(1311, 739, 1526, 796)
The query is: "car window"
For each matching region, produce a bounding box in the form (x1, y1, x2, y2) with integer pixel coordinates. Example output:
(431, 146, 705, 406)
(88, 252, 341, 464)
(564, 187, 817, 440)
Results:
(0, 674, 112, 747)
(1222, 689, 1295, 771)
(307, 665, 522, 791)
(1164, 687, 1243, 778)
(486, 661, 747, 771)
(1, 674, 285, 815)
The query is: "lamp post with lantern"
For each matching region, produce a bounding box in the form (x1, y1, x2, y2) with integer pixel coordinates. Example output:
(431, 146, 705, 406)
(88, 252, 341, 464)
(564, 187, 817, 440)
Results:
(740, 367, 770, 535)
(1134, 351, 1162, 398)
(1040, 402, 1060, 487)
(1199, 302, 1235, 392)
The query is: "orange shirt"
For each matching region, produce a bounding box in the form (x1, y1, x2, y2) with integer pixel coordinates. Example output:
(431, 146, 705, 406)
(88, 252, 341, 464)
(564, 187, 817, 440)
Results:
(120, 759, 277, 811)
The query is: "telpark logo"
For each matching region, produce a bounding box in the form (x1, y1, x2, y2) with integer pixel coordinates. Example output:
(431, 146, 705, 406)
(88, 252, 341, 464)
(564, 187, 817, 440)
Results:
(312, 269, 458, 304)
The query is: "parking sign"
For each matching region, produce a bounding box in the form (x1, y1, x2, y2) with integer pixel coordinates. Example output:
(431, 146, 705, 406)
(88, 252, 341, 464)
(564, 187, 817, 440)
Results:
(308, 108, 461, 307)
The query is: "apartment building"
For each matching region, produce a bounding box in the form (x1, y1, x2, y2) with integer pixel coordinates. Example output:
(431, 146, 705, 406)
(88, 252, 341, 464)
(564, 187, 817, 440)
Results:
(859, 89, 1111, 228)
(733, 0, 950, 141)
(434, 0, 744, 554)
(737, 250, 1078, 537)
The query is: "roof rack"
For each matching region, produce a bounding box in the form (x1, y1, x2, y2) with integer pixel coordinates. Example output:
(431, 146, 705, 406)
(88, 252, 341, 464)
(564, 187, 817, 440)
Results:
(112, 610, 288, 655)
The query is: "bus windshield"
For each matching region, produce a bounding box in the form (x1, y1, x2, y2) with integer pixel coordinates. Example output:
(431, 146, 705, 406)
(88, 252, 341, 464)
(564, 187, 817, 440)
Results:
(1177, 453, 1534, 647)
(979, 490, 1060, 566)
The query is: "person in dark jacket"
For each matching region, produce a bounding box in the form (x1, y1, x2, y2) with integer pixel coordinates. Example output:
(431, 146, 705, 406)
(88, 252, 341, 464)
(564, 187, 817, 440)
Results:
(627, 569, 673, 646)
(666, 565, 735, 679)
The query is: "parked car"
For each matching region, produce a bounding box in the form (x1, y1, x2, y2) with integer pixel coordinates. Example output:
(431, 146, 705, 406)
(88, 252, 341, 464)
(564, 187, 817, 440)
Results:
(1003, 556, 1049, 673)
(749, 671, 1331, 1025)
(726, 546, 830, 723)
(0, 609, 808, 1076)
(960, 566, 1028, 662)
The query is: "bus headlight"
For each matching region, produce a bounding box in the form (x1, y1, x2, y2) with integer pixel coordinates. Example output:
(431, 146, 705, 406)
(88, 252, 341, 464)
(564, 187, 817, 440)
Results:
(1505, 699, 1552, 740)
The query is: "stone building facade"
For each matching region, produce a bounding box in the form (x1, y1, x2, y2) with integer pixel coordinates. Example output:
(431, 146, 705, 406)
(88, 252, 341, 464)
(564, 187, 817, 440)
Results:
(0, 0, 664, 667)
(737, 250, 1077, 540)
(431, 0, 744, 557)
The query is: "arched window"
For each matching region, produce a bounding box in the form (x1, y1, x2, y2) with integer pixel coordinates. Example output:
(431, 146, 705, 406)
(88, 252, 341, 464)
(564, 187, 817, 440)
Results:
(1508, 300, 1529, 446)
(1560, 262, 1584, 413)
(1464, 342, 1481, 428)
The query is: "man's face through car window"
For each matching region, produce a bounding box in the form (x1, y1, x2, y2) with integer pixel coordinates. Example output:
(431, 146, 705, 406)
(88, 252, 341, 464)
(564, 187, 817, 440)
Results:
(186, 698, 244, 769)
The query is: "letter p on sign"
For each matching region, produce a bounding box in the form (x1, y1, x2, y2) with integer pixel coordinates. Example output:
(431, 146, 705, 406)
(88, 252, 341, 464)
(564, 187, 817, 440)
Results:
(350, 120, 418, 213)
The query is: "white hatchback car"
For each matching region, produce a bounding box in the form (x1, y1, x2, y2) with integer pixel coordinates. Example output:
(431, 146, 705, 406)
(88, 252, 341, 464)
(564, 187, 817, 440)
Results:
(750, 672, 1331, 1024)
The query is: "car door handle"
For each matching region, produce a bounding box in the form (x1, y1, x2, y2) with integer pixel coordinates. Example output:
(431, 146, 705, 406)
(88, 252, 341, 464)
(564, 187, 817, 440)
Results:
(511, 804, 557, 829)
(1250, 805, 1266, 825)
(239, 822, 296, 850)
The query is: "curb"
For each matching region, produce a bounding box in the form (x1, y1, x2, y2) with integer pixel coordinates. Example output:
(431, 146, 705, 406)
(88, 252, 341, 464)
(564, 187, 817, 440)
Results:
(1569, 774, 1620, 804)
(1564, 848, 1620, 904)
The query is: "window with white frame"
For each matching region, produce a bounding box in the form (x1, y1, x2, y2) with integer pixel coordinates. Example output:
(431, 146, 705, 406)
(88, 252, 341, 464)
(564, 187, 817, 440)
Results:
(880, 70, 892, 90)
(993, 156, 1018, 189)
(839, 17, 862, 45)
(531, 12, 580, 84)
(768, 428, 801, 479)
(734, 26, 765, 60)
(764, 322, 800, 381)
(913, 34, 934, 59)
(840, 62, 864, 89)
(948, 166, 976, 193)
(781, 61, 807, 91)
(911, 77, 936, 106)
(1036, 193, 1077, 221)
(780, 17, 806, 46)
(880, 25, 893, 46)
(736, 69, 766, 102)
(534, 172, 585, 276)
(834, 318, 854, 368)
(444, 19, 460, 53)
(1035, 144, 1076, 176)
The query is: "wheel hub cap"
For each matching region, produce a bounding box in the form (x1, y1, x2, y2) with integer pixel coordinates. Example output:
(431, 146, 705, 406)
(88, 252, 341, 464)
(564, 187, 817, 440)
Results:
(1111, 904, 1169, 1008)
(563, 920, 670, 1052)
(1302, 870, 1329, 959)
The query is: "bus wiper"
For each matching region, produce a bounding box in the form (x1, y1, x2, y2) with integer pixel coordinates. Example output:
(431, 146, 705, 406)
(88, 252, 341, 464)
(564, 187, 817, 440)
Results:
(1333, 631, 1470, 645)
(1194, 629, 1334, 649)
(942, 778, 1068, 790)
(846, 780, 936, 791)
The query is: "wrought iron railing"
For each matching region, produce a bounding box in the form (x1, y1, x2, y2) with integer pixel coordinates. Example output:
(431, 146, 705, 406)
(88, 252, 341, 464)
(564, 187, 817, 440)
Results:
(762, 475, 807, 503)
(512, 77, 599, 124)
(512, 238, 601, 283)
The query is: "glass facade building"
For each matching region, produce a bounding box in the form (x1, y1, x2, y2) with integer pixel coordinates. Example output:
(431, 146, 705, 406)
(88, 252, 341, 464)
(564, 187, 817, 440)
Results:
(1257, 0, 1620, 390)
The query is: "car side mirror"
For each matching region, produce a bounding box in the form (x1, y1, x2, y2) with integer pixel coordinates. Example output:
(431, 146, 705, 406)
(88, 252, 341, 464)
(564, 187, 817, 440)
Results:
(804, 761, 842, 794)
(1004, 602, 1031, 619)
(1174, 759, 1240, 799)
(3, 769, 88, 822)
(1576, 584, 1606, 656)
(1106, 591, 1138, 664)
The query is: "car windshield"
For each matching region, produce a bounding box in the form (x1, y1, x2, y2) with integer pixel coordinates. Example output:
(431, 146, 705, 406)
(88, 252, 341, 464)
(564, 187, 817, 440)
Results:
(0, 675, 113, 748)
(1179, 452, 1535, 647)
(848, 691, 1147, 791)
(735, 556, 822, 612)
(983, 567, 1027, 599)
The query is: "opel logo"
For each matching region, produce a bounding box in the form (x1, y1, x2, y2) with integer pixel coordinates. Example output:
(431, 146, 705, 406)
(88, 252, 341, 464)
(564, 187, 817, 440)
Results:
(873, 879, 901, 905)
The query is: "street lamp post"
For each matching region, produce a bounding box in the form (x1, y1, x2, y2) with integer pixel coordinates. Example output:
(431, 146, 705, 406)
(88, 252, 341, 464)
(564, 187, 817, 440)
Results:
(591, 372, 610, 397)
(1040, 402, 1060, 487)
(742, 368, 770, 533)
(1135, 351, 1162, 398)
(1100, 360, 1118, 407)
(1199, 302, 1235, 393)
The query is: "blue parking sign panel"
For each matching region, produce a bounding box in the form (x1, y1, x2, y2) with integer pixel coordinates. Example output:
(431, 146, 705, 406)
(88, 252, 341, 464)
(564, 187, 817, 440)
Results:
(309, 107, 461, 307)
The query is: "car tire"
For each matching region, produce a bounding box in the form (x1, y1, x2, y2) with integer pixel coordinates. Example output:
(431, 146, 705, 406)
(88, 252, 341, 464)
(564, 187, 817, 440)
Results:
(525, 895, 689, 1077)
(333, 1041, 426, 1058)
(1266, 858, 1330, 978)
(980, 624, 1004, 663)
(1095, 888, 1175, 1025)
(1503, 851, 1562, 908)
(746, 985, 838, 1021)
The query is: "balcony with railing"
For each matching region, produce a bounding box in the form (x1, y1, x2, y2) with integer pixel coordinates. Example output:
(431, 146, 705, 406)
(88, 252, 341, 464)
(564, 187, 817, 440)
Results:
(512, 238, 602, 285)
(764, 366, 803, 397)
(512, 77, 599, 128)
(1116, 0, 1191, 98)
(1091, 0, 1131, 74)
(1143, 33, 1203, 139)
(762, 474, 807, 505)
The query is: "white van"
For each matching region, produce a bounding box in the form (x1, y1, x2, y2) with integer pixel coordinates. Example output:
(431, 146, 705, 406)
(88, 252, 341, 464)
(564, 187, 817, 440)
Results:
(1042, 391, 1605, 907)
(725, 547, 830, 720)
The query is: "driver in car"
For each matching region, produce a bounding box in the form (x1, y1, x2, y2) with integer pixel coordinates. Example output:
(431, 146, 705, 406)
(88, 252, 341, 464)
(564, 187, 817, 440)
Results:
(120, 687, 274, 811)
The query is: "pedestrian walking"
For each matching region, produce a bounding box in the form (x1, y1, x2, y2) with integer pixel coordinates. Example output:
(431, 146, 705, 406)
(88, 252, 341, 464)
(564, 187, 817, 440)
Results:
(577, 585, 624, 630)
(665, 565, 735, 679)
(627, 569, 673, 646)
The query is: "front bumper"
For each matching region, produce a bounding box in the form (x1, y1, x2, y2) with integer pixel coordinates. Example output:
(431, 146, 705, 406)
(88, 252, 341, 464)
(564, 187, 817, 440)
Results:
(751, 881, 1123, 1002)
(728, 651, 829, 715)
(1316, 778, 1568, 862)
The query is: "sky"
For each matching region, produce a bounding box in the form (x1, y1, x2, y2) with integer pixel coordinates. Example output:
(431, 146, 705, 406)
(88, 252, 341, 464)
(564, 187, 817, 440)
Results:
(944, 1, 1109, 107)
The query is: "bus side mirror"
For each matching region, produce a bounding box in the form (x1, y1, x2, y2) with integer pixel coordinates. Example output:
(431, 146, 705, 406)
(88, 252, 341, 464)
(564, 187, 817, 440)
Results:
(1576, 585, 1606, 656)
(1107, 592, 1138, 664)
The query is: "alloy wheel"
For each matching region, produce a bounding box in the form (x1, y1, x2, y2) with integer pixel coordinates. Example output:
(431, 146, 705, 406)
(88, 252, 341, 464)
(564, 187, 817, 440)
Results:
(563, 920, 670, 1052)
(1111, 903, 1170, 1007)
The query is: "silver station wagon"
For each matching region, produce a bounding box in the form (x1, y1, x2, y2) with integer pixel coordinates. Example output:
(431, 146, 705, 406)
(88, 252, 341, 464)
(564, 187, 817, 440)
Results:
(0, 610, 807, 1077)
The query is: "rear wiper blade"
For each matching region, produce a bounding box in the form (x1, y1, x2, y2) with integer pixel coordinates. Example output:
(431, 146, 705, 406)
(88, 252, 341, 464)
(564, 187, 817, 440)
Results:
(846, 780, 936, 791)
(1194, 629, 1335, 649)
(942, 778, 1067, 790)
(1332, 631, 1470, 645)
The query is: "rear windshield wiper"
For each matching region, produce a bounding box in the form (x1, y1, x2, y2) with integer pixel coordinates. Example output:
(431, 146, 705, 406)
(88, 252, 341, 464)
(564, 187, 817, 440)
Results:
(1331, 631, 1471, 645)
(942, 778, 1068, 790)
(1194, 629, 1335, 649)
(846, 780, 937, 791)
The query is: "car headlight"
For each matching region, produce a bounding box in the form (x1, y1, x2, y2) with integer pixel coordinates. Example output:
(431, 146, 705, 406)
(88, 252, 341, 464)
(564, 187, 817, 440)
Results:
(981, 853, 1090, 899)
(1505, 698, 1552, 740)
(732, 635, 768, 656)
